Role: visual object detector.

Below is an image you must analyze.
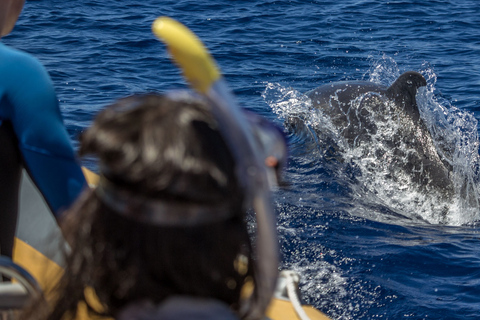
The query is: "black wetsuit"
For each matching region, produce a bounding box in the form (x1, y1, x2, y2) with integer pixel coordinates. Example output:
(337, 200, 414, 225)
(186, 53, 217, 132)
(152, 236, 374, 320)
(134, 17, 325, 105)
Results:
(0, 121, 21, 258)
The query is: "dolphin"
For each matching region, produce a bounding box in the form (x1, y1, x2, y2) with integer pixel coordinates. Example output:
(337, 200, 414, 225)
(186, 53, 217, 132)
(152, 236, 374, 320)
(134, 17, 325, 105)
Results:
(304, 71, 453, 196)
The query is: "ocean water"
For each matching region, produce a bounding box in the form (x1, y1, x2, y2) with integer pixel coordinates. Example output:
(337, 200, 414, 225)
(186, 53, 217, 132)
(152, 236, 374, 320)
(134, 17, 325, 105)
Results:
(4, 0, 480, 319)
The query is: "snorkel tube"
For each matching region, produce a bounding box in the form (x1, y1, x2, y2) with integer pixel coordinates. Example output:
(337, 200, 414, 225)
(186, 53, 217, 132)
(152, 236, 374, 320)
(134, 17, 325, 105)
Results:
(152, 17, 278, 319)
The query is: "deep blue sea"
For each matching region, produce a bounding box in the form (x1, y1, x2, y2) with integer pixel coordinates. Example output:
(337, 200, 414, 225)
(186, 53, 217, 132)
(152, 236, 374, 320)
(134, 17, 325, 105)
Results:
(4, 0, 480, 319)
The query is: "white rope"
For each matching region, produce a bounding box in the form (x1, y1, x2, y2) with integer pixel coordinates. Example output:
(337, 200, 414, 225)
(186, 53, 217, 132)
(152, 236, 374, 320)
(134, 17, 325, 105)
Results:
(281, 270, 311, 320)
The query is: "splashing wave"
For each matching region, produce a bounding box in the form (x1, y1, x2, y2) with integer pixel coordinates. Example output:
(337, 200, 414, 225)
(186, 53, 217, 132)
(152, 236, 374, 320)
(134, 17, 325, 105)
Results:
(263, 57, 480, 226)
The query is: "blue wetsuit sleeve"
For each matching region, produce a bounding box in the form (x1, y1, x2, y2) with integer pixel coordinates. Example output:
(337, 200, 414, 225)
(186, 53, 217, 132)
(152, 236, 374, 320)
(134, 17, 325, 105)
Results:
(4, 50, 87, 216)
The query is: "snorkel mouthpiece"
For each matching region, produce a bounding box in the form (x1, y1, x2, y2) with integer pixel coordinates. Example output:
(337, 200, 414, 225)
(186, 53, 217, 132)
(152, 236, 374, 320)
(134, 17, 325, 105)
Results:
(152, 17, 279, 319)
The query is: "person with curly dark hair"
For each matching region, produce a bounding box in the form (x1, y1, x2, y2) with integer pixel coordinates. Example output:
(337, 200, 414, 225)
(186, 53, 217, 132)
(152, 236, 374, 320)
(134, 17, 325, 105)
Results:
(23, 93, 286, 320)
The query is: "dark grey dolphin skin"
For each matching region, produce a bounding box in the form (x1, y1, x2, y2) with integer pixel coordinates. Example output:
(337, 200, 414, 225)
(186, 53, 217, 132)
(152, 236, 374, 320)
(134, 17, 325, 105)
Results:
(305, 71, 453, 195)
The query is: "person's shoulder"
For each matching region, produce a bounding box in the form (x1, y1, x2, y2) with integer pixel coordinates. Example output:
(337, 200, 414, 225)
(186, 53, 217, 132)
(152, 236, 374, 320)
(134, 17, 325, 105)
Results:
(0, 44, 46, 75)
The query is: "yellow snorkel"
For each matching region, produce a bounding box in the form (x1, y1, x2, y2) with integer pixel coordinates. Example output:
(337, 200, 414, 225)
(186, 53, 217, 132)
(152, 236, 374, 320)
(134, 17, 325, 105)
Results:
(152, 17, 279, 319)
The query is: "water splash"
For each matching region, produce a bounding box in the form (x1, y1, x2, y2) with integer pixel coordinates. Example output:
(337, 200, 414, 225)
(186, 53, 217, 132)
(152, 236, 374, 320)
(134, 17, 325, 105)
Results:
(262, 58, 480, 226)
(262, 82, 347, 160)
(275, 204, 380, 320)
(416, 64, 480, 224)
(366, 54, 400, 86)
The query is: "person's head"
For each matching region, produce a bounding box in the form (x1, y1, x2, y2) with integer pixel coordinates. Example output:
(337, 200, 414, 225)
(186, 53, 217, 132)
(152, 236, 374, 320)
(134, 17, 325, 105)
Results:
(40, 93, 274, 320)
(0, 0, 25, 38)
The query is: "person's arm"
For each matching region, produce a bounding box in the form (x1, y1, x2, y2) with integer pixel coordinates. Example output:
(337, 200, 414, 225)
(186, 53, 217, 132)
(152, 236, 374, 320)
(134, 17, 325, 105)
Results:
(5, 51, 87, 216)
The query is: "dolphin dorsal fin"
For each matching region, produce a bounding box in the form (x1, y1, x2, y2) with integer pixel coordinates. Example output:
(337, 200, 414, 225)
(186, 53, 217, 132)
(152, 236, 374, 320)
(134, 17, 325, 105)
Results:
(386, 71, 427, 121)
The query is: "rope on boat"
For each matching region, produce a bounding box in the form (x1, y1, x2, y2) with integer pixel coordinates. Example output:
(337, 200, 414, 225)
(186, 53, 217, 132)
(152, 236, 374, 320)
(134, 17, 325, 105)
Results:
(279, 270, 311, 320)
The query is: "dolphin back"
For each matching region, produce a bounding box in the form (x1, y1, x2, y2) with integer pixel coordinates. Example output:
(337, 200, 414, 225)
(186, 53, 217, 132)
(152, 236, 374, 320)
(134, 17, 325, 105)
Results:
(300, 72, 453, 199)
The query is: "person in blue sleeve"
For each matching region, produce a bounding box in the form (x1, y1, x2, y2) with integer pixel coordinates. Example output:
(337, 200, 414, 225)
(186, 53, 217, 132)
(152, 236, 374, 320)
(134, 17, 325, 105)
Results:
(0, 0, 87, 259)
